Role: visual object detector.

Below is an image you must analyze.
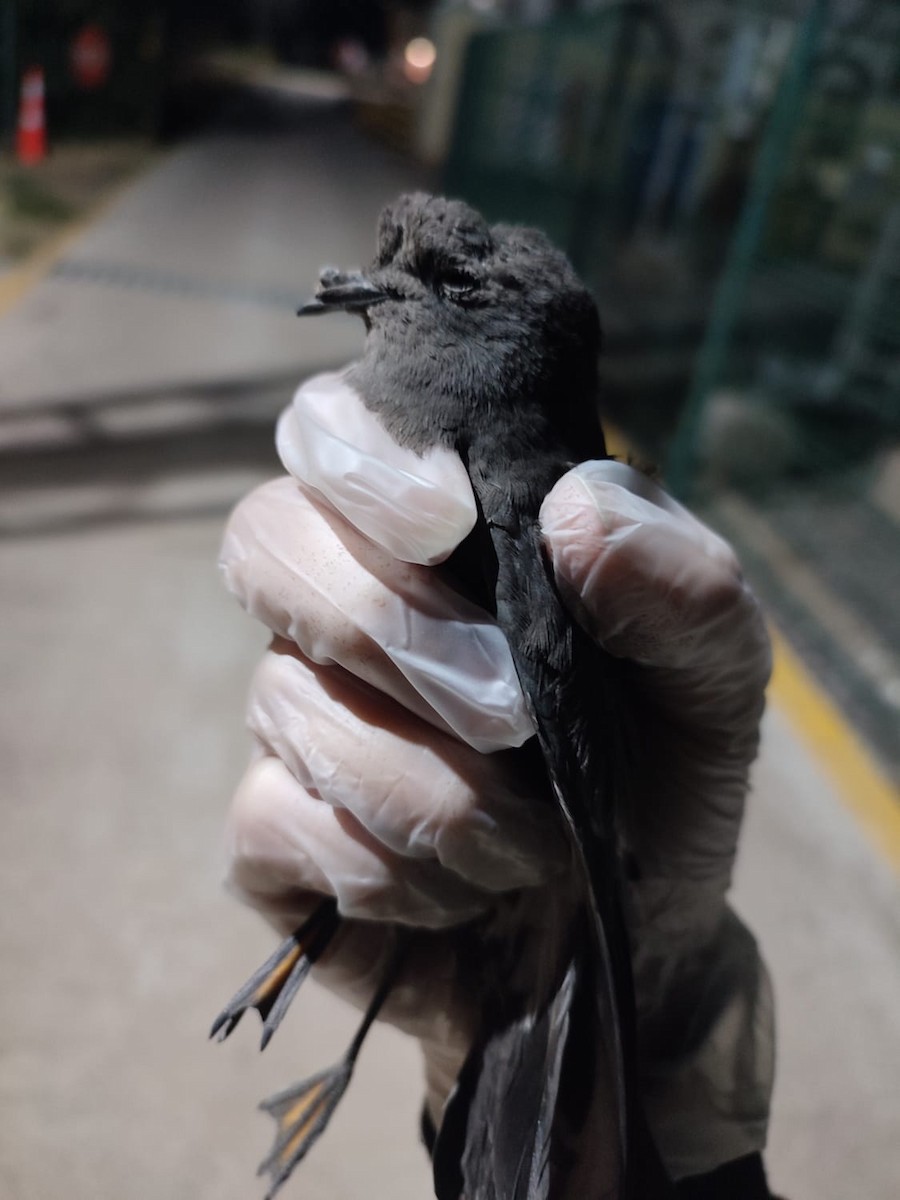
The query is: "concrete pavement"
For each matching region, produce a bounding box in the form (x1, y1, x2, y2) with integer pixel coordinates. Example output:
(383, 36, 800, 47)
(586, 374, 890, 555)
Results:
(2, 461, 898, 1200)
(0, 106, 427, 414)
(1, 106, 898, 1200)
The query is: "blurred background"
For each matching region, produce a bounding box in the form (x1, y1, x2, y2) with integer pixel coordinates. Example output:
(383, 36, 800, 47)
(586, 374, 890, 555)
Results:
(1, 2, 898, 1199)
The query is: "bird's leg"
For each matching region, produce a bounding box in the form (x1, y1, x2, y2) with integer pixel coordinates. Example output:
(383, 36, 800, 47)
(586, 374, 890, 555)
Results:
(257, 933, 409, 1200)
(210, 898, 340, 1050)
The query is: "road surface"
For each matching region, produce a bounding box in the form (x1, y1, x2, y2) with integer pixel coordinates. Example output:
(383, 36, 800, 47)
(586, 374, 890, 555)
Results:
(0, 102, 897, 1200)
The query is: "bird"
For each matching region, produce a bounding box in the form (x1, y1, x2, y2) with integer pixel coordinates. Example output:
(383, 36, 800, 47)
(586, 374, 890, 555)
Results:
(211, 192, 675, 1200)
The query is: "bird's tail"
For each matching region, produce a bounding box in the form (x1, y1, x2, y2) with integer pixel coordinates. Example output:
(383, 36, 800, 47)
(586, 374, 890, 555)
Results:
(433, 923, 585, 1200)
(433, 900, 660, 1200)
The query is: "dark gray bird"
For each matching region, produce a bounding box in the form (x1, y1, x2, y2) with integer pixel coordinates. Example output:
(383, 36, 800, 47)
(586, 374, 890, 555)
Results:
(212, 193, 674, 1200)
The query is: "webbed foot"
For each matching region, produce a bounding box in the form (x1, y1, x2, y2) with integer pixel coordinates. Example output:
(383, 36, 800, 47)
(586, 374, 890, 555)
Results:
(258, 1061, 353, 1199)
(210, 898, 339, 1050)
(254, 933, 409, 1197)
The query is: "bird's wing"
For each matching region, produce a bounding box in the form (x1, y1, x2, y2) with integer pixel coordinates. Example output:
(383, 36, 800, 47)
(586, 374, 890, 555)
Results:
(505, 518, 633, 1199)
(500, 517, 680, 1199)
(434, 954, 574, 1200)
(434, 512, 632, 1200)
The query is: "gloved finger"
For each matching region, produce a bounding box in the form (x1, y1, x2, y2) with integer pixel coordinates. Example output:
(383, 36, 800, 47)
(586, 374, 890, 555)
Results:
(244, 641, 566, 892)
(221, 477, 533, 754)
(225, 755, 489, 930)
(540, 460, 771, 732)
(276, 369, 477, 566)
(225, 785, 478, 1056)
(224, 752, 509, 1099)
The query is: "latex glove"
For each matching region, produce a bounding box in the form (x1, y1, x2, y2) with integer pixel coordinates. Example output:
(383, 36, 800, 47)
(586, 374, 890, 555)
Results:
(539, 462, 776, 1177)
(220, 372, 774, 1173)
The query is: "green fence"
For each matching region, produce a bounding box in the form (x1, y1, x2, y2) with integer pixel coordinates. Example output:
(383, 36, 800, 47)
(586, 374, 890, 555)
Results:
(445, 3, 677, 273)
(444, 0, 900, 497)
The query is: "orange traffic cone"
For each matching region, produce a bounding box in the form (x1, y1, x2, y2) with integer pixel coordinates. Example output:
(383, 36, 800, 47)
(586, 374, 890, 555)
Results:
(16, 67, 47, 165)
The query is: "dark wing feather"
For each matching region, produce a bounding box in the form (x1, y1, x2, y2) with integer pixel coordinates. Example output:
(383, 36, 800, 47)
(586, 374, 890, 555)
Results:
(491, 519, 676, 1200)
(434, 512, 633, 1200)
(434, 474, 674, 1199)
(494, 519, 632, 1194)
(524, 962, 576, 1198)
(435, 958, 578, 1200)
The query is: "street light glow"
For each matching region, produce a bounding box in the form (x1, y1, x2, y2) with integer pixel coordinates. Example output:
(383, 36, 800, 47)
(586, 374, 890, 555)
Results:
(404, 37, 436, 83)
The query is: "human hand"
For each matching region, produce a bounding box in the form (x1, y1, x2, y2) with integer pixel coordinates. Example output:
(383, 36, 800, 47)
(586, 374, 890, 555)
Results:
(219, 372, 772, 1139)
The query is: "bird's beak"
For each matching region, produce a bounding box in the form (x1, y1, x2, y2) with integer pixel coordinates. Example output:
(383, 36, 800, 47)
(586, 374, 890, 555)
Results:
(297, 268, 389, 317)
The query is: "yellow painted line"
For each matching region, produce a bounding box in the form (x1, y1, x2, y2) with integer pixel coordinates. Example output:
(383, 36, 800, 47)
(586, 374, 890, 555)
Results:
(607, 425, 900, 871)
(0, 155, 158, 319)
(604, 422, 630, 460)
(0, 212, 93, 317)
(769, 627, 900, 871)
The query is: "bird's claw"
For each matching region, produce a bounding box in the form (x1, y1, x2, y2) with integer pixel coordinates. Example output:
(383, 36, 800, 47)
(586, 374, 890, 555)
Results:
(257, 1060, 353, 1199)
(210, 898, 339, 1050)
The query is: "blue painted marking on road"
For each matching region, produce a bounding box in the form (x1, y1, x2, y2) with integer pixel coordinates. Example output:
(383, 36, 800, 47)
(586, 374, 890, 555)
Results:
(50, 259, 301, 312)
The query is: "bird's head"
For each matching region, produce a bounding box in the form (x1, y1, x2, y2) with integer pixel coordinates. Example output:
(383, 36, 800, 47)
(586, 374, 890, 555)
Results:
(299, 193, 603, 455)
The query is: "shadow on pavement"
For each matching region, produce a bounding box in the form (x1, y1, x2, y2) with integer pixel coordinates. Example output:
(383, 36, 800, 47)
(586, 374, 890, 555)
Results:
(0, 366, 334, 538)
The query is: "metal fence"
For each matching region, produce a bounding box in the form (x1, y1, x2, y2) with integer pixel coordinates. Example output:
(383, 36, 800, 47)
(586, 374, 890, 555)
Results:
(443, 0, 900, 496)
(443, 0, 900, 777)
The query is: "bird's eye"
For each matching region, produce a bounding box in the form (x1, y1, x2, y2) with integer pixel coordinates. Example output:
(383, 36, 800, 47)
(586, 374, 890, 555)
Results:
(436, 267, 479, 302)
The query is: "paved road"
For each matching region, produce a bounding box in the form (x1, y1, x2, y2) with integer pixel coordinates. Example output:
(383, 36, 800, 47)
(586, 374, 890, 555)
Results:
(1, 107, 898, 1200)
(0, 104, 427, 416)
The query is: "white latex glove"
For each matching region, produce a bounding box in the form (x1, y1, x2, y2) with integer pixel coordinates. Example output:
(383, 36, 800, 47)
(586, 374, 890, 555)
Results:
(220, 371, 774, 1176)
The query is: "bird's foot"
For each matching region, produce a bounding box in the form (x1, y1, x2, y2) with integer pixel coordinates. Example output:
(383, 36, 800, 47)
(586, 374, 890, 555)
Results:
(254, 932, 409, 1198)
(257, 1060, 353, 1200)
(210, 898, 339, 1050)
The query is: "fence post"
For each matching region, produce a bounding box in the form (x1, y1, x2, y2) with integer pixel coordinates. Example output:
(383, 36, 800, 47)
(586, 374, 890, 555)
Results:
(0, 0, 16, 151)
(665, 0, 829, 499)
